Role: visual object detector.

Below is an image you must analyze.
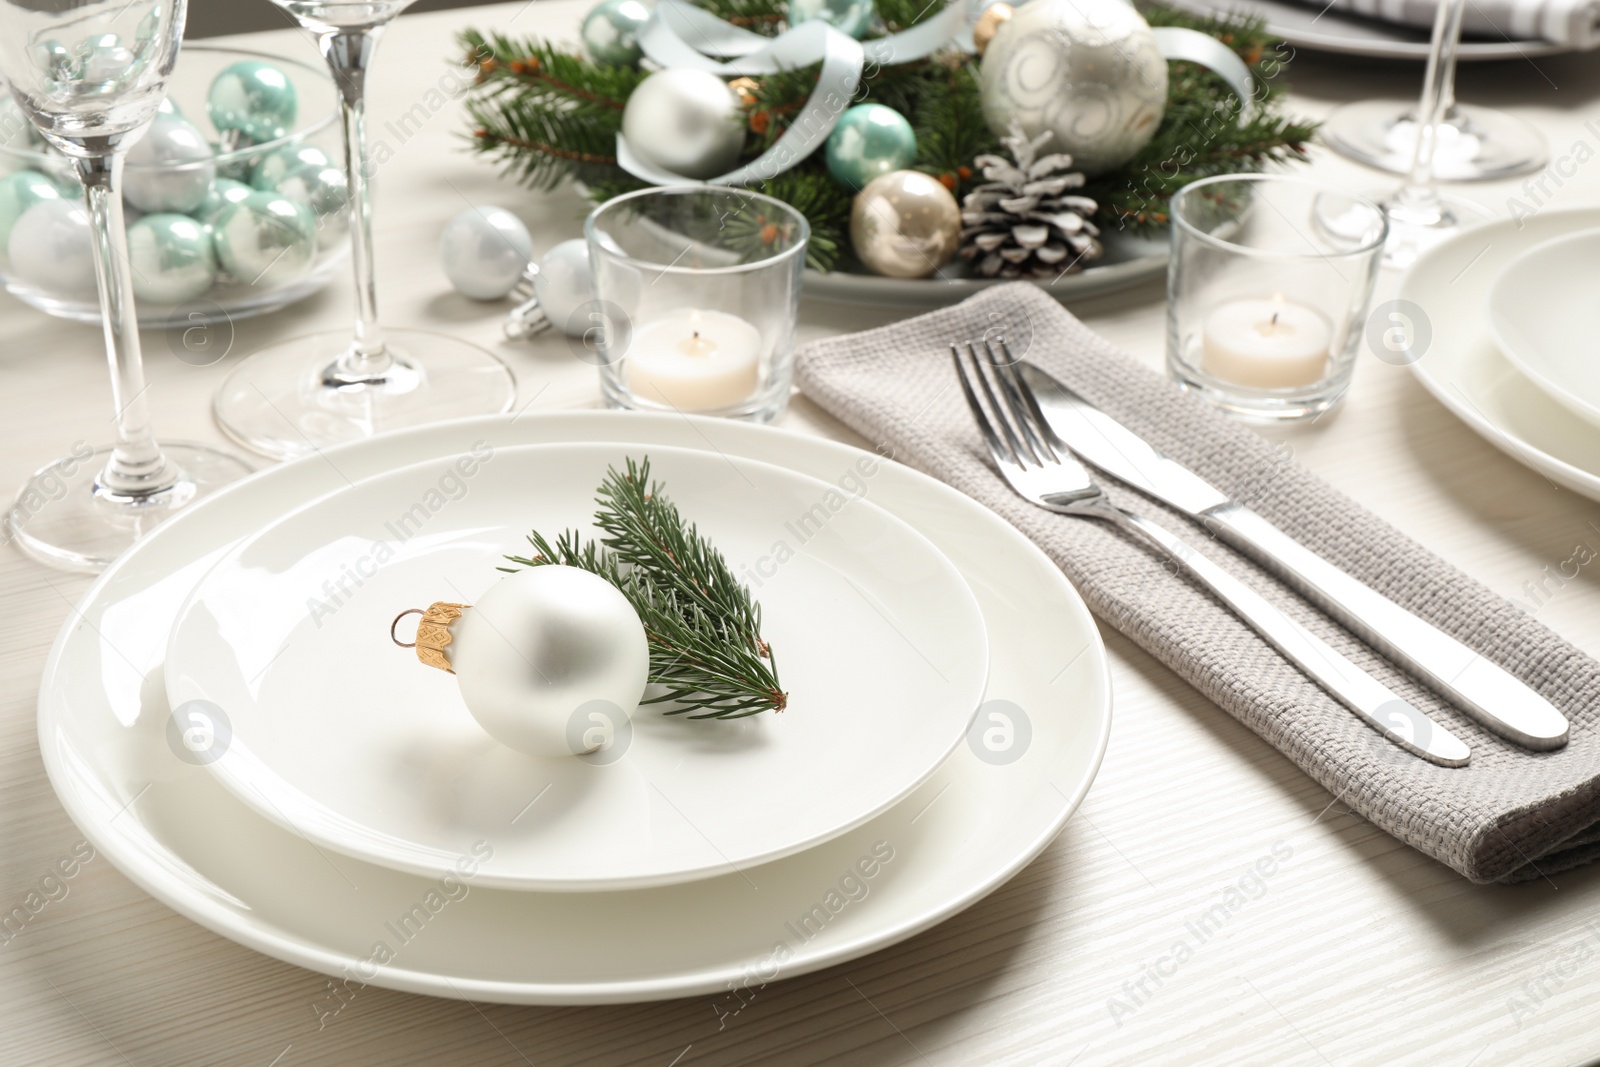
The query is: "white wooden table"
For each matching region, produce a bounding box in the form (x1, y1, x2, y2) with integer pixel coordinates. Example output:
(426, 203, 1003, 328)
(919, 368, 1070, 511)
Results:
(5, 5, 1600, 1063)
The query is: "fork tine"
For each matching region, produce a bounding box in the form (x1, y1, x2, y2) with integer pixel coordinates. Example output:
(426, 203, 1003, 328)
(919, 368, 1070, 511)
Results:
(982, 339, 1054, 464)
(962, 341, 1036, 468)
(993, 340, 1062, 460)
(949, 344, 1015, 470)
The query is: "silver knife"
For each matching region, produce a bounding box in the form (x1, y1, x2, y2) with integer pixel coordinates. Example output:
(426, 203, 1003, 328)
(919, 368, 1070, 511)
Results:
(1019, 362, 1570, 751)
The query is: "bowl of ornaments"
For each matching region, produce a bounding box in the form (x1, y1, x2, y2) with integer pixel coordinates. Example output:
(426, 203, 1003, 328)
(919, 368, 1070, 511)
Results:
(0, 43, 349, 327)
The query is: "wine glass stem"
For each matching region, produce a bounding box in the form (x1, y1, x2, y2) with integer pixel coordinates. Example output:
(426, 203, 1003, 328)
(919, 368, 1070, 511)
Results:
(1396, 0, 1466, 217)
(322, 28, 390, 377)
(77, 153, 177, 499)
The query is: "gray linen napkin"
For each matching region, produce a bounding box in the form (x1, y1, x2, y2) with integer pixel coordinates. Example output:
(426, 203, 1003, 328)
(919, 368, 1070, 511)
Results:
(794, 282, 1600, 884)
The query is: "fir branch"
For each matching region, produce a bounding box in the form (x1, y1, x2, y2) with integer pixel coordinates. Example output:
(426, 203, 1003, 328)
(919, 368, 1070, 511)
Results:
(505, 458, 787, 720)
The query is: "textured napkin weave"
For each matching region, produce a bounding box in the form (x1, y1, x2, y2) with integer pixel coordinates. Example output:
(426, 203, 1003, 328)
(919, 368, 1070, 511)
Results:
(794, 283, 1600, 884)
(1300, 0, 1600, 48)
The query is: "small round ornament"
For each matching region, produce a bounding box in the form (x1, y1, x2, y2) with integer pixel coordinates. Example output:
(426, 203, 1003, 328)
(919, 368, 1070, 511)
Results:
(850, 169, 961, 279)
(33, 39, 73, 92)
(8, 198, 95, 295)
(197, 177, 254, 226)
(275, 163, 349, 230)
(532, 238, 595, 331)
(440, 205, 534, 301)
(72, 33, 136, 90)
(582, 0, 652, 66)
(123, 115, 217, 214)
(208, 60, 298, 144)
(211, 191, 316, 287)
(979, 0, 1168, 176)
(127, 213, 218, 305)
(400, 567, 650, 759)
(0, 171, 62, 250)
(250, 143, 331, 191)
(789, 0, 875, 38)
(620, 69, 745, 181)
(825, 103, 917, 191)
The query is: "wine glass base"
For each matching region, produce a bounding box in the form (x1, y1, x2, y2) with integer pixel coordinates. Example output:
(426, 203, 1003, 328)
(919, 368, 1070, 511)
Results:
(1324, 101, 1548, 181)
(6, 443, 253, 573)
(1369, 189, 1494, 270)
(213, 328, 516, 461)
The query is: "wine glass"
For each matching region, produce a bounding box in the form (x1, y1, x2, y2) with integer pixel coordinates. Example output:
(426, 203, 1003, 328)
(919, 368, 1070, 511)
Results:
(1358, 0, 1494, 269)
(0, 0, 252, 572)
(211, 0, 515, 461)
(1322, 0, 1546, 182)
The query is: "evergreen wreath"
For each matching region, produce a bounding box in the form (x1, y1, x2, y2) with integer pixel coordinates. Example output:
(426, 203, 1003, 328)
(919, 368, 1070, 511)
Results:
(456, 2, 1317, 273)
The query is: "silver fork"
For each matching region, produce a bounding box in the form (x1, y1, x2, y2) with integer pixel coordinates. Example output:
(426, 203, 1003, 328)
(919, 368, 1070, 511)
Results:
(951, 339, 1471, 768)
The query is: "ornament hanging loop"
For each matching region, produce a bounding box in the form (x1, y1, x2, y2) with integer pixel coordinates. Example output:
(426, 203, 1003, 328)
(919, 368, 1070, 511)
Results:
(390, 608, 426, 648)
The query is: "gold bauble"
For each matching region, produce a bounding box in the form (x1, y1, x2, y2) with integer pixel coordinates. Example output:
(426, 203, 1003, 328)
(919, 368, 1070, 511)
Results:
(849, 170, 961, 280)
(728, 76, 760, 109)
(972, 3, 1013, 55)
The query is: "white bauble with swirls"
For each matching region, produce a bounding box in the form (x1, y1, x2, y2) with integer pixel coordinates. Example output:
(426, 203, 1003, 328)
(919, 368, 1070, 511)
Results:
(979, 0, 1168, 177)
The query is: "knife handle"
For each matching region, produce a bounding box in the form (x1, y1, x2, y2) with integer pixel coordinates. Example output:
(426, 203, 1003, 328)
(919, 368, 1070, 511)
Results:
(1116, 510, 1470, 767)
(1202, 503, 1569, 750)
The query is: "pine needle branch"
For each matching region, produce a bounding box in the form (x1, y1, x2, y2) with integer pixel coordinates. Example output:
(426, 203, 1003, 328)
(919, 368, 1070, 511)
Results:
(504, 458, 787, 720)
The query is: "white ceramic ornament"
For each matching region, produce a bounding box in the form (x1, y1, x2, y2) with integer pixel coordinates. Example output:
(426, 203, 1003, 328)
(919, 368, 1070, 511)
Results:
(978, 0, 1168, 176)
(620, 69, 745, 181)
(404, 567, 650, 758)
(8, 198, 95, 295)
(440, 205, 535, 301)
(123, 115, 217, 214)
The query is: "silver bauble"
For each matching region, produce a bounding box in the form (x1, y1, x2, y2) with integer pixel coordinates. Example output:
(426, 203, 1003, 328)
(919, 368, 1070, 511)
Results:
(8, 198, 95, 295)
(439, 205, 535, 301)
(978, 0, 1167, 176)
(532, 238, 595, 333)
(124, 115, 217, 213)
(850, 170, 961, 279)
(621, 69, 745, 181)
(450, 566, 650, 758)
(582, 0, 653, 66)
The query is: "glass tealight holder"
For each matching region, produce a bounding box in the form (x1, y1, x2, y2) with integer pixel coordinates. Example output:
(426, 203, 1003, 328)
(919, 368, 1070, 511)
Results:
(585, 186, 809, 422)
(1167, 175, 1387, 421)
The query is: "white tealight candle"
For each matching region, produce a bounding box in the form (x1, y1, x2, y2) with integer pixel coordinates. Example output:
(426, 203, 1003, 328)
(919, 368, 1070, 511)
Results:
(1200, 297, 1333, 390)
(626, 308, 762, 412)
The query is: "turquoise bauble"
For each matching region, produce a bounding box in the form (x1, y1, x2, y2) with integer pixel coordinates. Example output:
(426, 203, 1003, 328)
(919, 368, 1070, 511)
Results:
(0, 171, 62, 250)
(124, 115, 217, 213)
(582, 0, 652, 66)
(127, 214, 217, 305)
(197, 178, 254, 227)
(212, 191, 316, 287)
(72, 33, 137, 89)
(276, 163, 349, 231)
(789, 0, 874, 38)
(208, 61, 298, 143)
(251, 143, 332, 191)
(825, 104, 916, 191)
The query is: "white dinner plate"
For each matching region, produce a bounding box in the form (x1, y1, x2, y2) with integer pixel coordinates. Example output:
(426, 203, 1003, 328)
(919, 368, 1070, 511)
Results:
(1487, 229, 1600, 430)
(37, 412, 1111, 1004)
(1157, 0, 1565, 60)
(1402, 207, 1600, 505)
(164, 442, 989, 891)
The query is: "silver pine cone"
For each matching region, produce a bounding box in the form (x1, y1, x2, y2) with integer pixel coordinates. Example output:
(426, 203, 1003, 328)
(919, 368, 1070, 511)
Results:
(960, 125, 1102, 279)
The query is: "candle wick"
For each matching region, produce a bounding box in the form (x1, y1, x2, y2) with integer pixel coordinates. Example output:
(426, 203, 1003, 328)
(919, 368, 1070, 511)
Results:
(1270, 312, 1279, 327)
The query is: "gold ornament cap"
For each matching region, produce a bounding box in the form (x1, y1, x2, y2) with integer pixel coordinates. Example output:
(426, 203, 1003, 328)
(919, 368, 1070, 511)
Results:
(973, 3, 1013, 54)
(392, 602, 469, 673)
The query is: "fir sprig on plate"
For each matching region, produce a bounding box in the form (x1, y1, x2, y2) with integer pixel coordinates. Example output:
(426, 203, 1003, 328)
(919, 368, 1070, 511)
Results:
(504, 458, 787, 719)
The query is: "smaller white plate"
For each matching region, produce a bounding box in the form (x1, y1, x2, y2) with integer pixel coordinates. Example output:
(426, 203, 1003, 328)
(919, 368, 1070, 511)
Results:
(165, 442, 989, 891)
(1403, 207, 1600, 504)
(1488, 228, 1600, 429)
